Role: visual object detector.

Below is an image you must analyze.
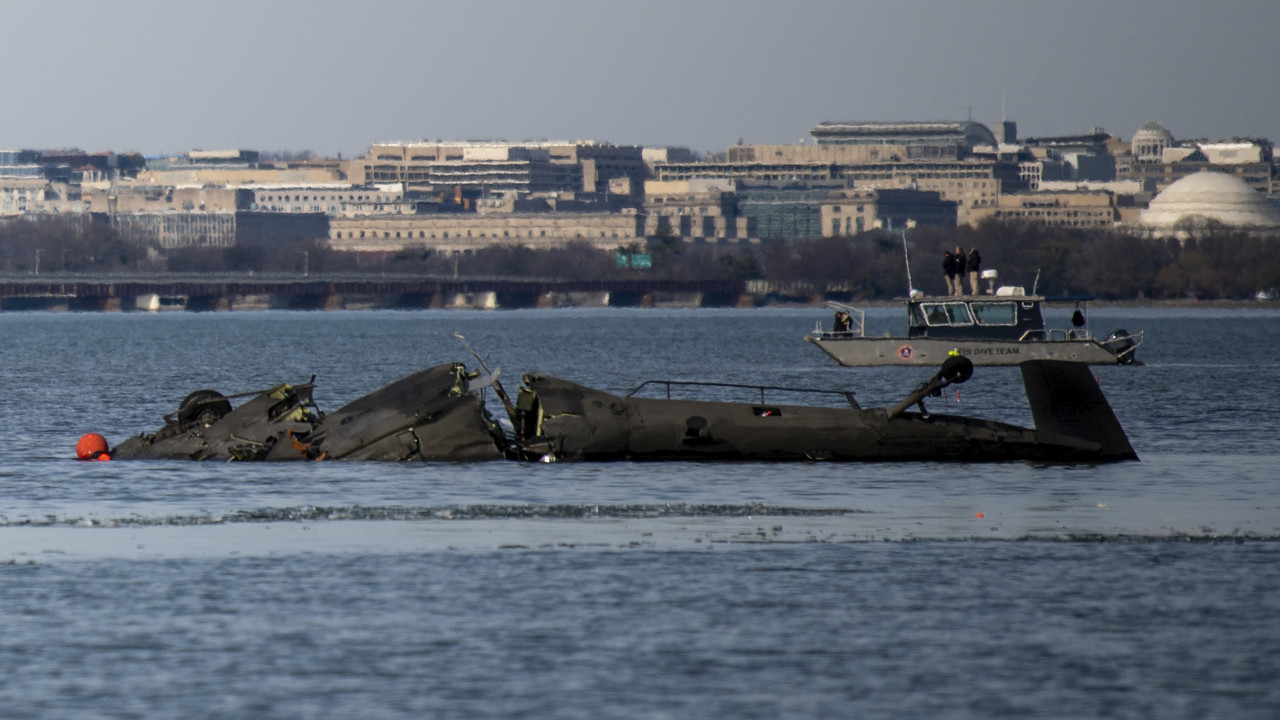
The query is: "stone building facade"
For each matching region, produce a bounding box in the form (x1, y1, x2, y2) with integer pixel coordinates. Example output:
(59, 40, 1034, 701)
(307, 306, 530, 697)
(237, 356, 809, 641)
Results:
(329, 211, 644, 254)
(642, 179, 752, 241)
(967, 190, 1119, 229)
(820, 188, 958, 237)
(345, 141, 648, 197)
(653, 139, 1005, 225)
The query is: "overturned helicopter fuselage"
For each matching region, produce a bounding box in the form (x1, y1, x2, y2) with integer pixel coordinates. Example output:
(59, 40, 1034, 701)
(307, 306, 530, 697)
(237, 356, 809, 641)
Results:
(109, 363, 507, 461)
(511, 359, 1136, 463)
(100, 358, 1137, 464)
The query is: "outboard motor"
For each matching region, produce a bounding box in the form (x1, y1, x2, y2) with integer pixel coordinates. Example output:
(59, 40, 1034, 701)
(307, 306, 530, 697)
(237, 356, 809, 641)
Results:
(1102, 329, 1137, 365)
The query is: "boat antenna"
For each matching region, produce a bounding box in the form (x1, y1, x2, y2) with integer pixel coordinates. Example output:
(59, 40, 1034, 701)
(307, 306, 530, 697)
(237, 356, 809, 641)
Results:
(1031, 268, 1041, 296)
(899, 220, 915, 295)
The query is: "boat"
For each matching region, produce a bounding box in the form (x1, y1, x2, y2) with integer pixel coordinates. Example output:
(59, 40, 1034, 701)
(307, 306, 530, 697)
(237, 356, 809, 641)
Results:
(806, 290, 1143, 367)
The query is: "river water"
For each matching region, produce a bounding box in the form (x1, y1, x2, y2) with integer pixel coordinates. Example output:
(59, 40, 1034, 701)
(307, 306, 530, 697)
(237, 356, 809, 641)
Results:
(1, 306, 1277, 718)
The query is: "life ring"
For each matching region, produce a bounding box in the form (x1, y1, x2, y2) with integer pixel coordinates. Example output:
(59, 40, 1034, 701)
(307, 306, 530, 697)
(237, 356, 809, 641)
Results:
(897, 344, 914, 361)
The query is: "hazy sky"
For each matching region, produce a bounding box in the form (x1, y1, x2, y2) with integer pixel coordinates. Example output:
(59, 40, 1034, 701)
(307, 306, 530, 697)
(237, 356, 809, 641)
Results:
(2, 0, 1276, 157)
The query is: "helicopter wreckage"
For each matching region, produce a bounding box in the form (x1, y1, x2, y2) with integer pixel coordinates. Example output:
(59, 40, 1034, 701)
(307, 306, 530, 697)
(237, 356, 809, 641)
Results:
(84, 354, 1137, 464)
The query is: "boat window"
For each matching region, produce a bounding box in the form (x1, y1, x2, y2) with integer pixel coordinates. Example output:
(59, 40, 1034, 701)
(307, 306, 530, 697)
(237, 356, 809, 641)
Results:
(970, 302, 1017, 325)
(920, 303, 951, 325)
(944, 303, 973, 325)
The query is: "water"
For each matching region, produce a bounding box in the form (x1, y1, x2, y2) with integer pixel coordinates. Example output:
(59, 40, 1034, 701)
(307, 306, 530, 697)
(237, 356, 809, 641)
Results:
(2, 307, 1278, 718)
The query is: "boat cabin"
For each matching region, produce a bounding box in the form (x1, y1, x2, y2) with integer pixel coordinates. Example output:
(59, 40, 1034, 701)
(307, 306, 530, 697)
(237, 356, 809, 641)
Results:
(906, 295, 1091, 341)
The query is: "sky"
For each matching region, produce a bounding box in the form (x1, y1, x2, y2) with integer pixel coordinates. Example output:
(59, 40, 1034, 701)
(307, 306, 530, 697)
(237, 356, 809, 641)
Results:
(2, 0, 1277, 158)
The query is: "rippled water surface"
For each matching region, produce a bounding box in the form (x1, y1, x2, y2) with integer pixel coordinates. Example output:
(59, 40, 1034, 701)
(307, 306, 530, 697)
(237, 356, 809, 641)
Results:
(2, 306, 1278, 718)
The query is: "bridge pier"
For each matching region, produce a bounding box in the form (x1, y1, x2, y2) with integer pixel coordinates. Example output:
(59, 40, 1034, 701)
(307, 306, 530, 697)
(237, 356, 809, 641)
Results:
(448, 292, 498, 309)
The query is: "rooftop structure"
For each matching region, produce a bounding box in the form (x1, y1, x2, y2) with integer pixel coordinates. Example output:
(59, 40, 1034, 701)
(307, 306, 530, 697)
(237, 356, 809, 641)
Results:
(1132, 121, 1175, 163)
(809, 121, 998, 159)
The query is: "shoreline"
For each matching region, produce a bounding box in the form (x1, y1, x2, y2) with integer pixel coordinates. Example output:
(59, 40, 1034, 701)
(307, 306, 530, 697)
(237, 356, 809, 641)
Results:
(0, 296, 1276, 313)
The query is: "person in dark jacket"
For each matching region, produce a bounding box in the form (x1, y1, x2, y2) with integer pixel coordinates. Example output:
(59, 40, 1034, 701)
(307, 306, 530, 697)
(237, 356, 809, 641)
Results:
(942, 250, 957, 295)
(953, 247, 967, 295)
(832, 310, 852, 335)
(967, 248, 982, 294)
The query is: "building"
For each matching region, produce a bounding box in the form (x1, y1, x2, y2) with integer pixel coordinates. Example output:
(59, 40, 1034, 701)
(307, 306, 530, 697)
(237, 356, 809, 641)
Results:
(1130, 121, 1175, 163)
(1138, 171, 1280, 233)
(653, 154, 1004, 225)
(136, 164, 343, 187)
(736, 182, 843, 241)
(820, 188, 958, 237)
(642, 179, 751, 241)
(111, 211, 328, 249)
(968, 189, 1120, 229)
(249, 184, 405, 216)
(809, 121, 998, 158)
(1117, 121, 1276, 194)
(651, 122, 1010, 225)
(346, 141, 648, 198)
(81, 183, 252, 215)
(329, 211, 644, 254)
(1015, 128, 1118, 183)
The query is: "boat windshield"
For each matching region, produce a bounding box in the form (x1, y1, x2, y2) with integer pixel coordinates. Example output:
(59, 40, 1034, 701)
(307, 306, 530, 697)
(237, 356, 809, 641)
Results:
(970, 301, 1017, 326)
(919, 302, 973, 326)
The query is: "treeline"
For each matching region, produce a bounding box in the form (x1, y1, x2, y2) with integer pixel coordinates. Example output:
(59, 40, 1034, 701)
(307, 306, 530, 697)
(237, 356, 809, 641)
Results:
(635, 220, 1280, 300)
(3, 215, 1279, 299)
(0, 217, 332, 276)
(0, 216, 146, 273)
(900, 219, 1280, 300)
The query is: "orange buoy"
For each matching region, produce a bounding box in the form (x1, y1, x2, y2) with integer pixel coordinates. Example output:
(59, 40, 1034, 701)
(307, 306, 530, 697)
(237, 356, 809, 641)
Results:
(76, 433, 109, 460)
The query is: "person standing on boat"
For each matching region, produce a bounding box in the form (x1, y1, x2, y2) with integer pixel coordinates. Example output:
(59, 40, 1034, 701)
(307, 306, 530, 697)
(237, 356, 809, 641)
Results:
(953, 247, 967, 295)
(832, 310, 852, 335)
(943, 250, 957, 295)
(967, 247, 982, 295)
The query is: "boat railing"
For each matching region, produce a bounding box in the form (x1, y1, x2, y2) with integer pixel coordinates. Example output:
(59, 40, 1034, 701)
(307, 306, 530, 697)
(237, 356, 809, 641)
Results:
(1018, 328, 1093, 342)
(1112, 330, 1145, 361)
(811, 301, 865, 339)
(625, 379, 860, 409)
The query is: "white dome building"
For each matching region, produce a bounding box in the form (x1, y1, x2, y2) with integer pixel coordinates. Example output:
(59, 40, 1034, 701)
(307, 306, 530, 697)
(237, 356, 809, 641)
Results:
(1140, 171, 1280, 231)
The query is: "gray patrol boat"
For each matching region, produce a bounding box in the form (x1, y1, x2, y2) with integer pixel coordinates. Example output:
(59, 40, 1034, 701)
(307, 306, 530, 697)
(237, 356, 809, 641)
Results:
(806, 289, 1143, 367)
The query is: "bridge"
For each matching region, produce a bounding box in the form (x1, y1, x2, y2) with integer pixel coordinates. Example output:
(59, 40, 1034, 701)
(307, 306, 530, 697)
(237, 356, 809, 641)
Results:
(0, 274, 754, 311)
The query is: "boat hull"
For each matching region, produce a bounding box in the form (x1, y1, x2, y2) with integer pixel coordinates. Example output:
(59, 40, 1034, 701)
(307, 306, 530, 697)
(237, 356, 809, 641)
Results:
(806, 335, 1127, 367)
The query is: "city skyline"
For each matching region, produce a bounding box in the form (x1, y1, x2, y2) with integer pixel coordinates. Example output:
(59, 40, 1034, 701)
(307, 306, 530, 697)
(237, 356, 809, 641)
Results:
(2, 0, 1278, 157)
